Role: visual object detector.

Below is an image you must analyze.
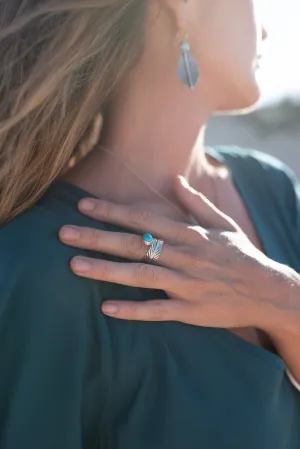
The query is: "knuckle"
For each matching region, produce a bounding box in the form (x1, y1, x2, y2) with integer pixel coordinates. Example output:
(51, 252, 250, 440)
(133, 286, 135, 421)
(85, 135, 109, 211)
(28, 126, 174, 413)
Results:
(190, 258, 202, 274)
(150, 300, 168, 321)
(168, 224, 188, 244)
(220, 215, 238, 231)
(123, 234, 144, 257)
(129, 208, 151, 226)
(99, 201, 114, 220)
(183, 248, 202, 272)
(129, 301, 141, 317)
(87, 228, 101, 248)
(136, 264, 157, 286)
(169, 228, 184, 244)
(218, 231, 231, 243)
(190, 258, 200, 273)
(99, 261, 111, 279)
(187, 226, 207, 241)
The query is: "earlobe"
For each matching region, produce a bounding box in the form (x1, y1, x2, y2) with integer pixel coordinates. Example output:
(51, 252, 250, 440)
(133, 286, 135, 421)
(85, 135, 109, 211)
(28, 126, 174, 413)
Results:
(163, 0, 189, 31)
(162, 0, 199, 89)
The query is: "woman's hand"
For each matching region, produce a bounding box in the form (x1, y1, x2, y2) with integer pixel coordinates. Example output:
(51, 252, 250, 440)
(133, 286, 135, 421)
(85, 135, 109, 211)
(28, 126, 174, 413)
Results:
(59, 176, 295, 333)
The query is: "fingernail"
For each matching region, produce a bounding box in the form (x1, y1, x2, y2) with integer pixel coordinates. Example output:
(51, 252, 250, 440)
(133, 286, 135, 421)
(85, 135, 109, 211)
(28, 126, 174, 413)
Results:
(102, 302, 119, 315)
(61, 226, 80, 240)
(71, 257, 92, 273)
(79, 199, 96, 212)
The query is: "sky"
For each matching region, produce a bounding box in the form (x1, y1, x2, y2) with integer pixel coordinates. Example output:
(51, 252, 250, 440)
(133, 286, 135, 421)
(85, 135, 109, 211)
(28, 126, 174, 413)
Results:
(258, 0, 300, 104)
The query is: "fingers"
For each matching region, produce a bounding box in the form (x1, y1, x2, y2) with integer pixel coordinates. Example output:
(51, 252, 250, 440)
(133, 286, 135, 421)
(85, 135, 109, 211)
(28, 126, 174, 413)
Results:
(60, 226, 187, 269)
(77, 198, 191, 244)
(175, 176, 238, 231)
(70, 257, 186, 292)
(101, 299, 184, 322)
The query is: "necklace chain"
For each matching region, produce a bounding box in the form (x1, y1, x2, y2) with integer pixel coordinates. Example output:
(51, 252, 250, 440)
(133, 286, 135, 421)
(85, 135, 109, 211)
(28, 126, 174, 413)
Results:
(99, 144, 219, 225)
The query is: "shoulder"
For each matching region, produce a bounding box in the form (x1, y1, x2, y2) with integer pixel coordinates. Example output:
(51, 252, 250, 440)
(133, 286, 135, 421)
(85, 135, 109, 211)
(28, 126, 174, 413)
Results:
(0, 194, 108, 363)
(0, 199, 102, 325)
(212, 145, 295, 183)
(0, 203, 109, 447)
(211, 146, 299, 223)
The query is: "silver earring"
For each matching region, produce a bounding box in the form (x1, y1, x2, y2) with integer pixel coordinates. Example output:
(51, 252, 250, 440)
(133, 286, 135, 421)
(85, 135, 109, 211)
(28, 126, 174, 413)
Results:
(177, 33, 199, 89)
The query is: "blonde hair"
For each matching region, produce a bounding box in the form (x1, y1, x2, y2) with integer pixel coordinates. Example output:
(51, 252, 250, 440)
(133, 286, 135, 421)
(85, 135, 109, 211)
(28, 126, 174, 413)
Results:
(0, 0, 147, 224)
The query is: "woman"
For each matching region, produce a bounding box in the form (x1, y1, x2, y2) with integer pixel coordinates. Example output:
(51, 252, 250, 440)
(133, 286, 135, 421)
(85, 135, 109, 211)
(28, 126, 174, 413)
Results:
(0, 0, 299, 448)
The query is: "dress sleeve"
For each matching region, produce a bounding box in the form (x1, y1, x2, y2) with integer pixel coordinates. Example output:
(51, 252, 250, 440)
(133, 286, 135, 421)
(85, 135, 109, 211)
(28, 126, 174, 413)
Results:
(0, 243, 107, 449)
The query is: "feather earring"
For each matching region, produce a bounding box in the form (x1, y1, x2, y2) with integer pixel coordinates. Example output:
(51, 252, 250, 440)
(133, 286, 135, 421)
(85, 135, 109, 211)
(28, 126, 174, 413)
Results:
(177, 33, 200, 89)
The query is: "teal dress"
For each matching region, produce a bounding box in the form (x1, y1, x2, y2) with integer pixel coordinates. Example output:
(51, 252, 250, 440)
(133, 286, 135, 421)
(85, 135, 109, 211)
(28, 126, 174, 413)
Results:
(0, 147, 299, 449)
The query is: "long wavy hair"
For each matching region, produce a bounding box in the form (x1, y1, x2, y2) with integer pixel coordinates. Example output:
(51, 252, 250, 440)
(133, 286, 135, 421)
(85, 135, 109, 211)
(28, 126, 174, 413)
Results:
(0, 0, 147, 224)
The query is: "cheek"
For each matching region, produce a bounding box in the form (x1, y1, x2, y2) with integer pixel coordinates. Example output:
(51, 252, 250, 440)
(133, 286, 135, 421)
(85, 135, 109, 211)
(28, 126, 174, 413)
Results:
(201, 0, 257, 71)
(197, 31, 260, 108)
(189, 0, 260, 106)
(198, 37, 249, 83)
(200, 22, 257, 82)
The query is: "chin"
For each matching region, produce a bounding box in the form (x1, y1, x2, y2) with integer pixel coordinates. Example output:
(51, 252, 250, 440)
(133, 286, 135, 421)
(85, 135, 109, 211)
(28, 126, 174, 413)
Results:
(215, 74, 262, 116)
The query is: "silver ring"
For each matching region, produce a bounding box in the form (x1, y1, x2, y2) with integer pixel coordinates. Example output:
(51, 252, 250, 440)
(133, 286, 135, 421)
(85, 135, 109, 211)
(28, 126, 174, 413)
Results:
(142, 234, 164, 264)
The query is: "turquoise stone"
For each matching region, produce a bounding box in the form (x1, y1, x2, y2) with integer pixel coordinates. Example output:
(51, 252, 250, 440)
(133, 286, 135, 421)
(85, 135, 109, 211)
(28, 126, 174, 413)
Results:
(143, 233, 153, 245)
(180, 40, 190, 52)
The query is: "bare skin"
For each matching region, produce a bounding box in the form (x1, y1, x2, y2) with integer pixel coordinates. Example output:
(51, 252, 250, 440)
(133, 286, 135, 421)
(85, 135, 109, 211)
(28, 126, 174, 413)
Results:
(59, 175, 300, 384)
(59, 0, 300, 383)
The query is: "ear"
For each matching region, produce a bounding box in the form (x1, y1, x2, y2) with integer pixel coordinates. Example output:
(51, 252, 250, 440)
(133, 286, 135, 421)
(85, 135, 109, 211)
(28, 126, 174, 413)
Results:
(162, 0, 189, 32)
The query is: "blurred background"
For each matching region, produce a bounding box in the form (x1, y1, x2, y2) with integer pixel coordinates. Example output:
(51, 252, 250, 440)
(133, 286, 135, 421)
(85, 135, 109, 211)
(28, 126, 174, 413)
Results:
(206, 0, 300, 177)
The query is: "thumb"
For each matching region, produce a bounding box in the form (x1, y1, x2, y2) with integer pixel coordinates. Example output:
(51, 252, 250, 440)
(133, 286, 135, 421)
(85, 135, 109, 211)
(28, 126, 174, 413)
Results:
(175, 175, 237, 230)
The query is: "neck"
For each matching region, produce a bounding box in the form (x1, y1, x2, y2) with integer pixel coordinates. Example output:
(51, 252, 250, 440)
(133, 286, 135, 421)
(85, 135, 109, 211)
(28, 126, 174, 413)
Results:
(65, 75, 219, 219)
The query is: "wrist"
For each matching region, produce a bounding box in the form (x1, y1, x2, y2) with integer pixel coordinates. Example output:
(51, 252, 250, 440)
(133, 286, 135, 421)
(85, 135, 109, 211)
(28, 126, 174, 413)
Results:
(261, 264, 300, 339)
